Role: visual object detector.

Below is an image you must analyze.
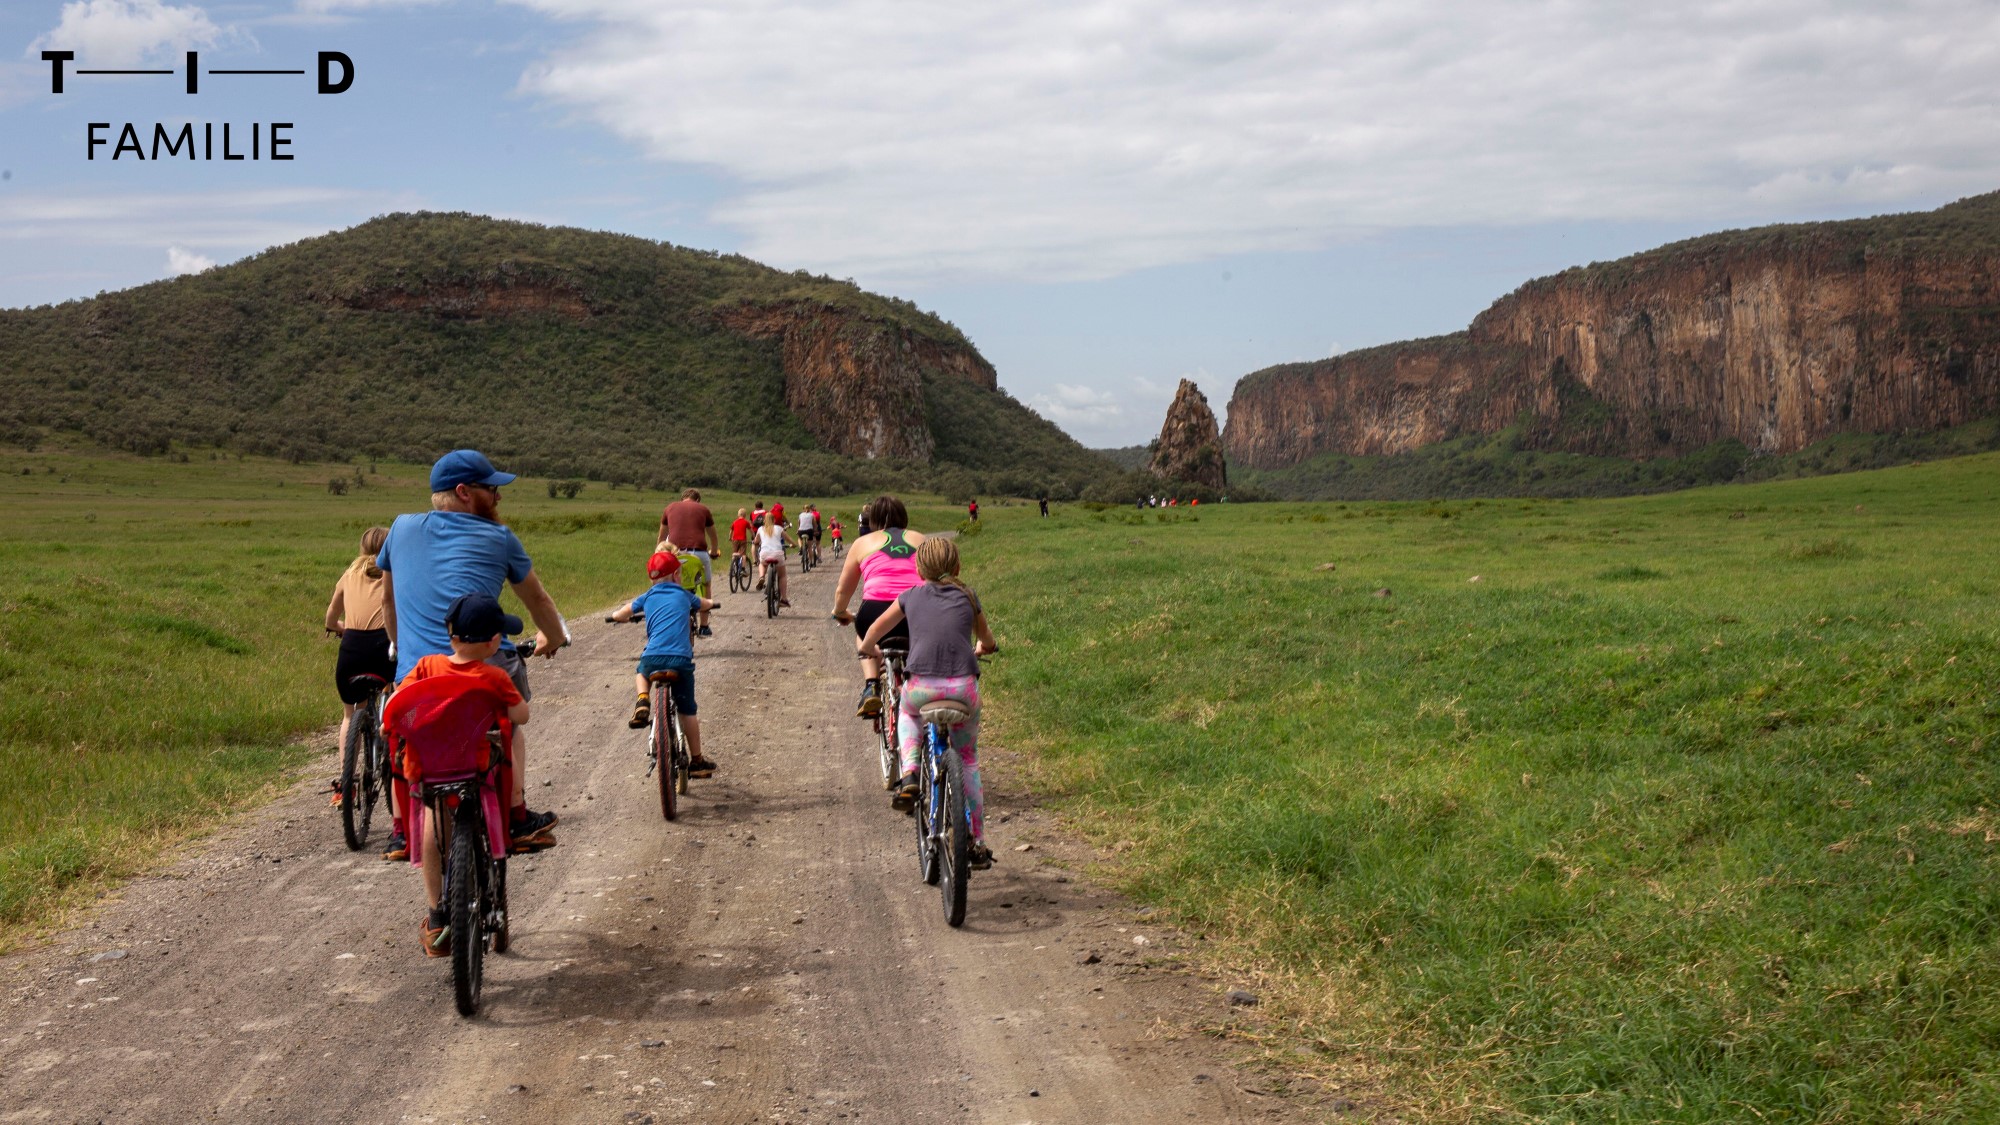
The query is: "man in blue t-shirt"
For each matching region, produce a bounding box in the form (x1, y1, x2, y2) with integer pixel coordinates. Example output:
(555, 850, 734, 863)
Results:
(378, 449, 571, 853)
(608, 551, 720, 777)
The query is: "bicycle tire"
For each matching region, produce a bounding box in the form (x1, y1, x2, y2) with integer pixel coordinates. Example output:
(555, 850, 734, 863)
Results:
(490, 857, 510, 954)
(917, 727, 942, 886)
(339, 709, 366, 850)
(879, 660, 903, 789)
(766, 570, 779, 618)
(448, 809, 483, 1016)
(674, 712, 691, 796)
(877, 709, 898, 791)
(939, 745, 971, 926)
(357, 695, 384, 843)
(654, 686, 677, 821)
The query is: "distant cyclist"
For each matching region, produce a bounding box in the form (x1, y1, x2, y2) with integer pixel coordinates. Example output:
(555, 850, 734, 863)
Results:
(754, 511, 797, 606)
(751, 499, 767, 528)
(610, 551, 720, 777)
(828, 517, 844, 553)
(966, 498, 978, 522)
(797, 504, 820, 555)
(730, 507, 752, 567)
(831, 494, 926, 717)
(658, 488, 719, 638)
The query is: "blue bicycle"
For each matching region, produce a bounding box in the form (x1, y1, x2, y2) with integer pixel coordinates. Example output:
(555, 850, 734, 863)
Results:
(914, 697, 977, 926)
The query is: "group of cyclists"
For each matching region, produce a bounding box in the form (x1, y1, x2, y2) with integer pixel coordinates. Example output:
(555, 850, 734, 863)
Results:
(325, 451, 997, 962)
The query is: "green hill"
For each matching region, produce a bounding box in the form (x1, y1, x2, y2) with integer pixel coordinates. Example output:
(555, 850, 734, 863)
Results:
(0, 212, 1110, 498)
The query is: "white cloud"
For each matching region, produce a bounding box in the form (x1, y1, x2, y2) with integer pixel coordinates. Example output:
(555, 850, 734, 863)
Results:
(0, 187, 407, 250)
(293, 0, 449, 13)
(29, 0, 224, 68)
(504, 0, 2000, 284)
(1030, 383, 1123, 428)
(165, 245, 215, 274)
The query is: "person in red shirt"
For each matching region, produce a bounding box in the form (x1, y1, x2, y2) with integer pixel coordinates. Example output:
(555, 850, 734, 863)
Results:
(967, 498, 978, 521)
(658, 488, 720, 637)
(771, 500, 787, 527)
(730, 507, 752, 566)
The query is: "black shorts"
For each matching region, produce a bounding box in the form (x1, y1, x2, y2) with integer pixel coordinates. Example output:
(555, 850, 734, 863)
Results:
(335, 629, 394, 703)
(855, 598, 909, 647)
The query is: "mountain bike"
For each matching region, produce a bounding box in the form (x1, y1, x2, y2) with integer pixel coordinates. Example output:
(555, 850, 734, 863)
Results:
(338, 673, 392, 850)
(647, 669, 691, 820)
(915, 696, 975, 927)
(728, 551, 750, 594)
(765, 561, 783, 617)
(873, 638, 908, 791)
(799, 535, 814, 574)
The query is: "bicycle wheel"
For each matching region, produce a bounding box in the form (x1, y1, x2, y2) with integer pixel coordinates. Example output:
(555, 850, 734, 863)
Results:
(766, 571, 779, 617)
(939, 745, 972, 926)
(654, 687, 678, 821)
(490, 856, 510, 954)
(800, 543, 811, 574)
(448, 809, 484, 1016)
(880, 662, 903, 790)
(916, 732, 942, 886)
(877, 708, 899, 791)
(339, 709, 367, 850)
(673, 712, 690, 796)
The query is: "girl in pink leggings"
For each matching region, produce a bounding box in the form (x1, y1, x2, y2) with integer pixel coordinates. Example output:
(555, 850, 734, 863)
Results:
(858, 537, 999, 866)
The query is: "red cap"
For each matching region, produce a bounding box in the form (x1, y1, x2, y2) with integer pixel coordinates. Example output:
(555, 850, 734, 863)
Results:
(648, 551, 681, 580)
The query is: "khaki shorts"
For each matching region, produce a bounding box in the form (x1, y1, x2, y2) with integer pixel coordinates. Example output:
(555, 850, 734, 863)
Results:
(487, 647, 532, 702)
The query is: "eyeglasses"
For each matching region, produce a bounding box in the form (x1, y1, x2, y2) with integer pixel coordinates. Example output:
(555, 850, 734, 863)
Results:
(463, 482, 500, 493)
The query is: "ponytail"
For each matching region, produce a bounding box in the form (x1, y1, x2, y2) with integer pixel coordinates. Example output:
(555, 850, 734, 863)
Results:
(915, 537, 965, 590)
(346, 525, 388, 580)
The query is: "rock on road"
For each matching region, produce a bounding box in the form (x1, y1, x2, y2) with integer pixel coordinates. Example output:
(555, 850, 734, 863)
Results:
(0, 560, 1316, 1124)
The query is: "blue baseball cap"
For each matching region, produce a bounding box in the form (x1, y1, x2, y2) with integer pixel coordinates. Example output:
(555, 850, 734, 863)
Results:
(430, 449, 517, 492)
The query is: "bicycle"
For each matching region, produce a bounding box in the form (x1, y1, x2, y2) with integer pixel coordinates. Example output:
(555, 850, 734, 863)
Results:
(799, 534, 814, 574)
(764, 560, 783, 617)
(728, 551, 750, 594)
(338, 673, 392, 851)
(873, 638, 908, 791)
(914, 694, 976, 927)
(384, 678, 517, 1017)
(647, 670, 691, 820)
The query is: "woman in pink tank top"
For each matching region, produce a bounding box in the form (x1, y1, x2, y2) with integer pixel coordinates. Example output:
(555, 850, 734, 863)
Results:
(830, 495, 929, 719)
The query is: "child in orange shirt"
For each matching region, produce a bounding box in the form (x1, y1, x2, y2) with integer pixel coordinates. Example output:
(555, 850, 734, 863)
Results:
(398, 593, 533, 957)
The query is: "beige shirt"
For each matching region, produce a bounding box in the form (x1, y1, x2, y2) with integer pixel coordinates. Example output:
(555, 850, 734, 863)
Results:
(338, 565, 390, 631)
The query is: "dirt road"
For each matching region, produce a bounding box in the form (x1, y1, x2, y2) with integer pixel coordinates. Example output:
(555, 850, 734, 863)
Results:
(0, 559, 1320, 1124)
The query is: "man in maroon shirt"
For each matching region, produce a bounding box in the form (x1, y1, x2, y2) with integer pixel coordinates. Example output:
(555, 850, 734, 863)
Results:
(659, 488, 720, 637)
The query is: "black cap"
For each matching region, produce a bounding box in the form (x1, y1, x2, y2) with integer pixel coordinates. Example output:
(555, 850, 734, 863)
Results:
(445, 593, 523, 643)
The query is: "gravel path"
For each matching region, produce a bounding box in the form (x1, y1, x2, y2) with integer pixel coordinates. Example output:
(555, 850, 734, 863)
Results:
(0, 559, 1322, 1124)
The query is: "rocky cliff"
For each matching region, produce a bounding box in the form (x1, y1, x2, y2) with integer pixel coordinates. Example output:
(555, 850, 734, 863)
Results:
(716, 300, 997, 463)
(1226, 192, 2000, 470)
(1148, 378, 1227, 487)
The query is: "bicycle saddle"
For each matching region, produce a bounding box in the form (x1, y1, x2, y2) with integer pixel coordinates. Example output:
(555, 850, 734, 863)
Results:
(647, 670, 680, 684)
(920, 700, 971, 727)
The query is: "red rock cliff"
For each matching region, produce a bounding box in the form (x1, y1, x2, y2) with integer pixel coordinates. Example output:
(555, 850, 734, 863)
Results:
(1226, 192, 2000, 469)
(717, 301, 997, 463)
(1148, 378, 1227, 488)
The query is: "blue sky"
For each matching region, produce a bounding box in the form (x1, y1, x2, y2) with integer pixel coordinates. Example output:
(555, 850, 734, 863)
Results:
(4, 1, 1998, 447)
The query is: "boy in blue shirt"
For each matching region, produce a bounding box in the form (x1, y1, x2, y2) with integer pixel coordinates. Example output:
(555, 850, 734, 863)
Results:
(609, 552, 721, 776)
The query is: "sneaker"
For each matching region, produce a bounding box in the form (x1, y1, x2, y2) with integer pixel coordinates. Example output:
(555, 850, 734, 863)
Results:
(857, 680, 882, 718)
(687, 756, 718, 778)
(755, 577, 765, 590)
(629, 697, 651, 729)
(381, 832, 408, 862)
(891, 772, 919, 812)
(779, 599, 791, 608)
(327, 779, 344, 808)
(697, 625, 713, 638)
(510, 809, 558, 847)
(421, 911, 450, 958)
(968, 842, 994, 870)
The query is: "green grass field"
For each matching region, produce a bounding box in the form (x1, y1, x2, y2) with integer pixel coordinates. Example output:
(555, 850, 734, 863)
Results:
(6, 442, 1999, 1120)
(974, 459, 2000, 1121)
(0, 445, 953, 946)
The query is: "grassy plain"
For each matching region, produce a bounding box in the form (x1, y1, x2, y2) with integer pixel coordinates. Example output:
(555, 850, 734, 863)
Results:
(974, 457, 2000, 1122)
(0, 444, 946, 947)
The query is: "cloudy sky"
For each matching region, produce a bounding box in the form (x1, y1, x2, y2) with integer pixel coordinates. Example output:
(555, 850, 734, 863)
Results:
(4, 0, 1998, 445)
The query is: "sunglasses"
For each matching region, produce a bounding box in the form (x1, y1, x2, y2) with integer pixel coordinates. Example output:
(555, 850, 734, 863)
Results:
(463, 482, 501, 493)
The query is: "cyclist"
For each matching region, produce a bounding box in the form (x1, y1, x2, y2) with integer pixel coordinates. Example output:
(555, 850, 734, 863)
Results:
(857, 537, 997, 866)
(857, 506, 873, 537)
(966, 498, 978, 522)
(830, 494, 926, 717)
(609, 551, 720, 776)
(398, 593, 533, 956)
(324, 526, 393, 803)
(751, 499, 767, 528)
(828, 517, 844, 553)
(754, 510, 798, 607)
(730, 507, 752, 568)
(377, 450, 567, 857)
(771, 500, 787, 530)
(797, 504, 819, 559)
(658, 488, 720, 638)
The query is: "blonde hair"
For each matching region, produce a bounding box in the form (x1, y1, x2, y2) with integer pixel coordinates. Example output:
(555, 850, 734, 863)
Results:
(346, 526, 388, 579)
(916, 537, 964, 589)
